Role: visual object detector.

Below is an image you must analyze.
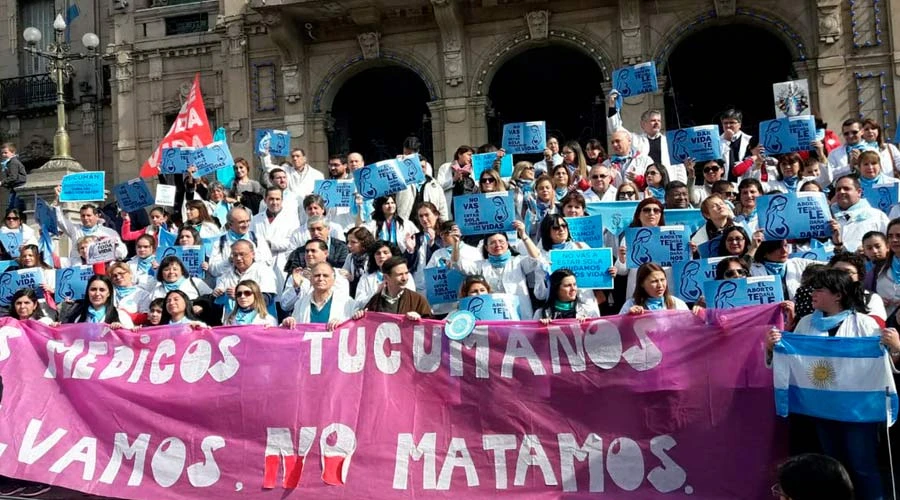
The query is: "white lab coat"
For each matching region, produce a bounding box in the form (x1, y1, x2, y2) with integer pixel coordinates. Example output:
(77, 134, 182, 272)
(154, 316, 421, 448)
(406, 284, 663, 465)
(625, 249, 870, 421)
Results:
(208, 230, 274, 278)
(619, 296, 689, 314)
(55, 206, 127, 262)
(251, 207, 300, 293)
(452, 255, 540, 320)
(832, 202, 889, 252)
(749, 258, 821, 300)
(291, 290, 356, 324)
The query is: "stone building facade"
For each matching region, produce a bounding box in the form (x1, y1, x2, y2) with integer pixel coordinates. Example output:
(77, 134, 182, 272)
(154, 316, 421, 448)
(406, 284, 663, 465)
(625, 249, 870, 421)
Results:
(0, 0, 896, 186)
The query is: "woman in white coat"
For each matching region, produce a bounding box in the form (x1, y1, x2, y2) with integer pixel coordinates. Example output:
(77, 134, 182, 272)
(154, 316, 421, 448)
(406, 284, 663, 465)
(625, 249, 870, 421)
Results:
(750, 240, 825, 300)
(449, 220, 541, 320)
(284, 262, 355, 330)
(533, 269, 600, 323)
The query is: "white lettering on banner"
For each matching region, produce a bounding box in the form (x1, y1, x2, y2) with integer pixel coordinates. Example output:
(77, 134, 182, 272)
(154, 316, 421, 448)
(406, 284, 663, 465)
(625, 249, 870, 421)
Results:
(449, 326, 490, 378)
(412, 325, 442, 373)
(42, 335, 241, 384)
(263, 425, 355, 489)
(0, 325, 22, 361)
(338, 327, 365, 373)
(303, 330, 331, 375)
(502, 332, 546, 378)
(14, 419, 223, 488)
(393, 432, 686, 492)
(374, 323, 401, 375)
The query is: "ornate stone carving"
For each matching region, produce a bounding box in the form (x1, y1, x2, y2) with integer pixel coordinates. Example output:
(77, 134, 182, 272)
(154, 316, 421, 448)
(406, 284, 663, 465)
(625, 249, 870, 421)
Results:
(282, 64, 302, 104)
(81, 103, 96, 135)
(225, 20, 247, 69)
(525, 10, 549, 41)
(713, 0, 736, 17)
(357, 32, 380, 60)
(3, 117, 20, 138)
(817, 0, 842, 44)
(432, 0, 465, 87)
(619, 0, 641, 64)
(263, 12, 303, 68)
(114, 50, 133, 93)
(20, 136, 53, 163)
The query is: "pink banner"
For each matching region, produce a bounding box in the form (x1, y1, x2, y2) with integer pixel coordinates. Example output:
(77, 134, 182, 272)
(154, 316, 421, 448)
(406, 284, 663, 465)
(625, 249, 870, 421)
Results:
(0, 306, 786, 499)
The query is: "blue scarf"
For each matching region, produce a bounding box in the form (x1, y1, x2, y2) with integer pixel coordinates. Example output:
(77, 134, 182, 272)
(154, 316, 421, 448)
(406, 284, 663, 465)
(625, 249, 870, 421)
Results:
(648, 185, 666, 200)
(170, 316, 190, 325)
(536, 200, 552, 220)
(519, 179, 534, 192)
(764, 261, 786, 277)
(379, 220, 398, 244)
(234, 307, 258, 325)
(783, 176, 799, 191)
(891, 256, 900, 285)
(163, 277, 186, 292)
(487, 250, 511, 268)
(136, 256, 153, 274)
(860, 174, 885, 192)
(227, 230, 249, 243)
(82, 224, 99, 235)
(645, 297, 665, 310)
(213, 202, 229, 226)
(0, 157, 9, 171)
(554, 300, 575, 312)
(375, 271, 384, 282)
(610, 155, 629, 165)
(554, 187, 568, 202)
(87, 305, 106, 323)
(810, 309, 853, 332)
(115, 285, 137, 302)
(831, 199, 873, 223)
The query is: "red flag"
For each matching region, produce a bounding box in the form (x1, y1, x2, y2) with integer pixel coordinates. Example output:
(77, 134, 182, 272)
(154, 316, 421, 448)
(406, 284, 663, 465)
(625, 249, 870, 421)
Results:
(139, 74, 213, 178)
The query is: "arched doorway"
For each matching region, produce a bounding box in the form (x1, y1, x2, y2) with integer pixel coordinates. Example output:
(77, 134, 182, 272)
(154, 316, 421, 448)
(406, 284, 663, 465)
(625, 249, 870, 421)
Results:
(663, 24, 796, 133)
(328, 66, 432, 163)
(486, 45, 606, 152)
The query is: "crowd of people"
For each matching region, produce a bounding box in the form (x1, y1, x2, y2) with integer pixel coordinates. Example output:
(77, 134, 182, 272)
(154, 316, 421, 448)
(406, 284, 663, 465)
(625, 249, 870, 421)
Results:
(3, 99, 900, 497)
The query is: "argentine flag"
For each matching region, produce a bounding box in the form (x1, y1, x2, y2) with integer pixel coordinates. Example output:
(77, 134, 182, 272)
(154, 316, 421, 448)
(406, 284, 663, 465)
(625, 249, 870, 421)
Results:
(774, 333, 898, 424)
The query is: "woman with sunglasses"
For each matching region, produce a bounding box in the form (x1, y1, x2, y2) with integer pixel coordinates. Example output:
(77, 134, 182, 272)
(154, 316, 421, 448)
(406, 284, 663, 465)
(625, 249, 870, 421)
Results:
(765, 269, 898, 500)
(224, 280, 276, 326)
(750, 240, 824, 300)
(685, 159, 725, 206)
(615, 198, 670, 299)
(108, 261, 152, 325)
(533, 269, 600, 323)
(550, 164, 572, 202)
(616, 182, 640, 201)
(620, 262, 689, 314)
(449, 220, 541, 320)
(1, 208, 36, 248)
(478, 169, 506, 194)
(692, 194, 734, 248)
(642, 163, 670, 201)
(714, 256, 751, 280)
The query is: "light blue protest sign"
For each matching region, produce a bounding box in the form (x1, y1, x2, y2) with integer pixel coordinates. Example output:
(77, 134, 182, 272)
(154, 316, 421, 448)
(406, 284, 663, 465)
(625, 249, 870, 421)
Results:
(549, 248, 614, 289)
(113, 178, 154, 213)
(758, 115, 816, 155)
(667, 125, 722, 163)
(565, 215, 604, 249)
(353, 159, 408, 200)
(863, 182, 900, 214)
(55, 265, 93, 303)
(587, 201, 639, 237)
(314, 180, 355, 211)
(703, 275, 784, 310)
(501, 121, 546, 154)
(192, 141, 234, 178)
(201, 234, 223, 259)
(0, 268, 43, 306)
(1, 231, 22, 258)
(424, 267, 466, 305)
(34, 196, 58, 236)
(612, 61, 658, 107)
(471, 152, 514, 181)
(254, 129, 291, 157)
(789, 246, 832, 261)
(664, 209, 705, 234)
(757, 191, 832, 241)
(671, 256, 728, 303)
(697, 235, 722, 258)
(459, 293, 521, 321)
(397, 154, 426, 187)
(158, 229, 176, 250)
(453, 192, 515, 236)
(160, 147, 193, 174)
(624, 225, 691, 269)
(212, 127, 235, 190)
(59, 172, 105, 202)
(156, 246, 204, 277)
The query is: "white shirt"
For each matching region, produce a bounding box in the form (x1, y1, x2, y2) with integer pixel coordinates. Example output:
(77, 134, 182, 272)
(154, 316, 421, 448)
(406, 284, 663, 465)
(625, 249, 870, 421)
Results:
(832, 200, 889, 252)
(55, 206, 127, 262)
(261, 153, 324, 200)
(252, 207, 301, 293)
(208, 230, 274, 278)
(215, 261, 278, 295)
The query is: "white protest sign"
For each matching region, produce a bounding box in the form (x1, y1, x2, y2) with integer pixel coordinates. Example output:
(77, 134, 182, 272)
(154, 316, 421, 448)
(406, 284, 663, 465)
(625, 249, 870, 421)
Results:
(86, 239, 117, 264)
(156, 184, 177, 207)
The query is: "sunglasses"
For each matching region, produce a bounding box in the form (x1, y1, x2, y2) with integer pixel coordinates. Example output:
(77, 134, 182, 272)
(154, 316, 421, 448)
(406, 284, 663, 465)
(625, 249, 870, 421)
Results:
(551, 224, 568, 230)
(641, 207, 662, 214)
(480, 177, 496, 184)
(5, 217, 18, 221)
(719, 191, 737, 197)
(703, 167, 720, 174)
(619, 191, 637, 197)
(591, 174, 609, 180)
(645, 171, 661, 176)
(235, 290, 253, 298)
(724, 269, 748, 279)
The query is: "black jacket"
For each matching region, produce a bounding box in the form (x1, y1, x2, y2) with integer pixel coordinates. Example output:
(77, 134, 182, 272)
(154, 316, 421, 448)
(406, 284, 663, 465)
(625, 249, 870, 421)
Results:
(1, 156, 26, 190)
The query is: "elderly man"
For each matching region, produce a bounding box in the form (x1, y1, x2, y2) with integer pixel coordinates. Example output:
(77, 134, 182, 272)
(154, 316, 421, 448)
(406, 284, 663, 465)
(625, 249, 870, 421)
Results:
(606, 98, 670, 166)
(831, 175, 888, 252)
(212, 240, 278, 319)
(533, 136, 564, 176)
(261, 147, 323, 200)
(252, 186, 300, 294)
(52, 188, 127, 263)
(209, 206, 273, 277)
(582, 164, 617, 202)
(280, 238, 350, 313)
(284, 215, 349, 272)
(603, 130, 654, 189)
(282, 262, 355, 329)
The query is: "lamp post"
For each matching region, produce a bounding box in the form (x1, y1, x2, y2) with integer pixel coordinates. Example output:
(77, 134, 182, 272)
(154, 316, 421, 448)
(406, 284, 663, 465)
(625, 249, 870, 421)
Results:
(22, 13, 99, 169)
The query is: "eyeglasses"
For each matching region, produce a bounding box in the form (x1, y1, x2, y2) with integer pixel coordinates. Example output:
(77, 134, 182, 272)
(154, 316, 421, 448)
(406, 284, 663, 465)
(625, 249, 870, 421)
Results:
(703, 167, 720, 174)
(618, 191, 637, 198)
(641, 207, 662, 214)
(5, 217, 18, 221)
(719, 191, 737, 198)
(235, 290, 253, 298)
(724, 269, 749, 279)
(726, 236, 745, 243)
(645, 171, 661, 177)
(551, 224, 568, 231)
(480, 177, 496, 184)
(591, 174, 609, 180)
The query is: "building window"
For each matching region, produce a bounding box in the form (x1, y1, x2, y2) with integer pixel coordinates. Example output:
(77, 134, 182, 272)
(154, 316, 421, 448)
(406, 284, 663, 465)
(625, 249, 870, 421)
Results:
(19, 0, 55, 74)
(164, 13, 208, 36)
(101, 65, 112, 102)
(252, 62, 277, 112)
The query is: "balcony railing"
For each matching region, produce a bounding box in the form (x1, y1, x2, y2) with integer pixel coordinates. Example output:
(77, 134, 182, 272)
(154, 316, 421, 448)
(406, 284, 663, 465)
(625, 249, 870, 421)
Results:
(0, 74, 73, 114)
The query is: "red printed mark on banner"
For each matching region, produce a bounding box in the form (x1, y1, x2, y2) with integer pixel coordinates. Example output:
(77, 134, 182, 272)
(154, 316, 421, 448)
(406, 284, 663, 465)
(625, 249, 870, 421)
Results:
(263, 424, 356, 489)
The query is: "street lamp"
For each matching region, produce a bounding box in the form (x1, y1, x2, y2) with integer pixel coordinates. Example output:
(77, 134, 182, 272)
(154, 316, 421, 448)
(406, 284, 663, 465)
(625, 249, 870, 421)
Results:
(22, 13, 99, 164)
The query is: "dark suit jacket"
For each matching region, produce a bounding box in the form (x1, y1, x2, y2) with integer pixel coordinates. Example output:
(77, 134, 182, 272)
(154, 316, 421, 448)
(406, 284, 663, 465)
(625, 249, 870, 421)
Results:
(1, 156, 26, 190)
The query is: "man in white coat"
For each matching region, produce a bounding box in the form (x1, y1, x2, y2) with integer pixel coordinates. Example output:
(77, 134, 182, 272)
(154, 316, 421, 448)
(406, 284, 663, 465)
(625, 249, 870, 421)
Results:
(826, 118, 876, 184)
(260, 147, 323, 201)
(830, 175, 889, 253)
(603, 131, 654, 187)
(251, 186, 300, 304)
(209, 206, 273, 277)
(606, 93, 686, 183)
(52, 187, 127, 263)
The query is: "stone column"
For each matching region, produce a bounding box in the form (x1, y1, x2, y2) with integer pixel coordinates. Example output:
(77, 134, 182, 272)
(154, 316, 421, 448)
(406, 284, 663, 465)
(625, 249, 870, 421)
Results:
(262, 13, 310, 164)
(307, 113, 329, 167)
(220, 16, 252, 160)
(813, 0, 849, 130)
(427, 100, 446, 164)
